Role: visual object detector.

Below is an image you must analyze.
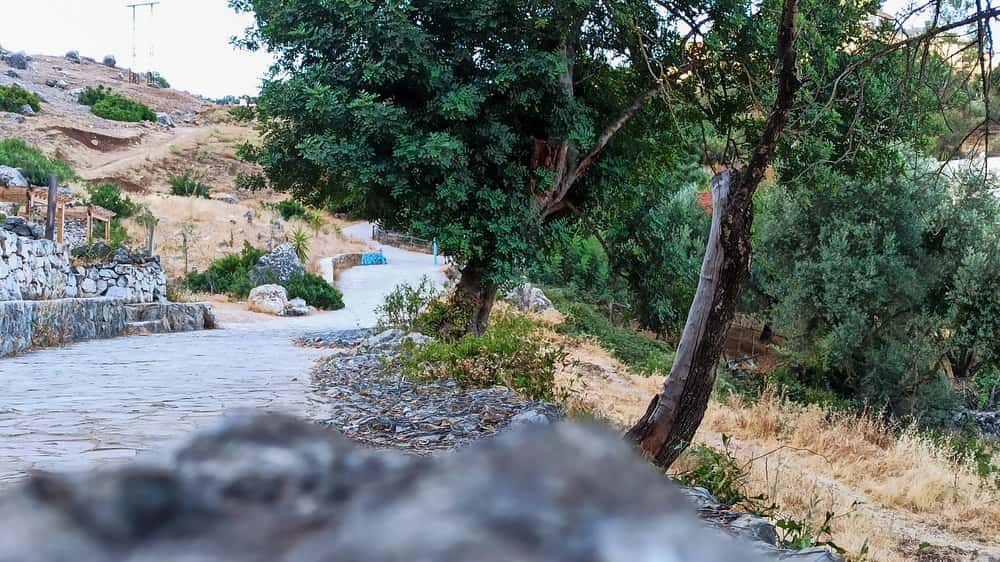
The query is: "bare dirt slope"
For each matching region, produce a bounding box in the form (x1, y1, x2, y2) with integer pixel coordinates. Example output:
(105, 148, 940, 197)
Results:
(0, 53, 365, 278)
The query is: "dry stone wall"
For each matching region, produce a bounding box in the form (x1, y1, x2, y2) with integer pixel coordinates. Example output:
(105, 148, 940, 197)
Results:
(74, 260, 167, 303)
(0, 228, 76, 301)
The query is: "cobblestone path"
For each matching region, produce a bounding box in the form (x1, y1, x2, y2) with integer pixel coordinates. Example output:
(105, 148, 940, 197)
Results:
(0, 224, 445, 487)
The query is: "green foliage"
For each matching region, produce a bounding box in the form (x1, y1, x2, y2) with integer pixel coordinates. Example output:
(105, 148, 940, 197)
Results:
(376, 276, 443, 332)
(235, 172, 267, 191)
(77, 85, 112, 106)
(274, 198, 307, 220)
(282, 272, 344, 310)
(934, 427, 1000, 488)
(0, 139, 76, 185)
(88, 91, 156, 122)
(169, 170, 211, 198)
(675, 436, 775, 515)
(288, 226, 310, 262)
(398, 310, 562, 401)
(71, 242, 117, 264)
(185, 243, 344, 309)
(185, 242, 266, 297)
(546, 286, 674, 375)
(85, 183, 136, 218)
(228, 105, 255, 121)
(530, 235, 623, 307)
(756, 161, 1000, 423)
(0, 84, 41, 112)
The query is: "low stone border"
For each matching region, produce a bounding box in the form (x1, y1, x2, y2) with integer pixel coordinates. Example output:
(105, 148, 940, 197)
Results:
(0, 298, 215, 358)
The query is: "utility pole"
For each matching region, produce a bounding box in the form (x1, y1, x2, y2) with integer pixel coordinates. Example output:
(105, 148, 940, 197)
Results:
(126, 2, 160, 75)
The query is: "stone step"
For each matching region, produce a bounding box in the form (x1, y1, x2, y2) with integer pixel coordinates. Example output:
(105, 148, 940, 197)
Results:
(125, 303, 164, 323)
(124, 319, 168, 336)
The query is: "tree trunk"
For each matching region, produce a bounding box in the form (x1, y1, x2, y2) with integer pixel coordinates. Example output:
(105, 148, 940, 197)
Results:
(626, 0, 801, 468)
(625, 170, 754, 467)
(451, 263, 498, 336)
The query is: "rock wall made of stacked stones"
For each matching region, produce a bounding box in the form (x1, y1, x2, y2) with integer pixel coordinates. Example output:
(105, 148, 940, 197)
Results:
(0, 229, 76, 302)
(0, 299, 216, 358)
(74, 261, 167, 304)
(0, 298, 125, 357)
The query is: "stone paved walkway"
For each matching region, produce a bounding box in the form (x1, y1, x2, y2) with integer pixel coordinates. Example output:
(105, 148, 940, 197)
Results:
(0, 223, 446, 488)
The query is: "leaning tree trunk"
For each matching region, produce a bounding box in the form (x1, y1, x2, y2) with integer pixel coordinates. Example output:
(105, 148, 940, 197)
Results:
(625, 170, 754, 467)
(626, 0, 801, 468)
(449, 264, 498, 336)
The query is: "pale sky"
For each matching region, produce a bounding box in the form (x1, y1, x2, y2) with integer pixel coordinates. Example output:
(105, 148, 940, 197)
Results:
(1, 0, 275, 98)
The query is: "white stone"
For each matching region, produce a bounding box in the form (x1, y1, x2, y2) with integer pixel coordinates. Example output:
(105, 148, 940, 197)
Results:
(248, 284, 288, 316)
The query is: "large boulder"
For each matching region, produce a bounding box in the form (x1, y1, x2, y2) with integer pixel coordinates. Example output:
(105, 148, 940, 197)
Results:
(0, 414, 776, 562)
(504, 283, 554, 312)
(65, 50, 81, 63)
(102, 54, 116, 67)
(155, 112, 175, 128)
(7, 51, 28, 70)
(248, 284, 288, 316)
(17, 104, 34, 117)
(0, 166, 28, 187)
(250, 243, 304, 284)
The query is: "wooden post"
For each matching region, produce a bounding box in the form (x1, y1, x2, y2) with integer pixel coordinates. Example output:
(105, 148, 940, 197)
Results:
(86, 207, 93, 245)
(56, 203, 65, 243)
(45, 175, 58, 240)
(24, 189, 32, 220)
(104, 219, 111, 242)
(146, 221, 156, 255)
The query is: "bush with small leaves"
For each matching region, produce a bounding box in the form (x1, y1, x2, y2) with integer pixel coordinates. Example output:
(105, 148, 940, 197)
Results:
(0, 84, 41, 113)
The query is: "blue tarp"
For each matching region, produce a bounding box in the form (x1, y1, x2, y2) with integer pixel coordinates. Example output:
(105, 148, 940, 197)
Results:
(361, 252, 387, 266)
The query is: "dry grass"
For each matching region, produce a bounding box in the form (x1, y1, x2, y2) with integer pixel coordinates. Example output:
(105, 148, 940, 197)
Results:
(548, 326, 1000, 561)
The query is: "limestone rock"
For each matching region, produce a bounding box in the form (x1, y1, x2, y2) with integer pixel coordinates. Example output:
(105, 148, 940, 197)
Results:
(0, 166, 28, 187)
(3, 69, 19, 78)
(17, 104, 34, 116)
(504, 283, 554, 312)
(284, 297, 313, 317)
(44, 79, 68, 90)
(155, 112, 174, 128)
(250, 243, 304, 284)
(0, 414, 774, 562)
(102, 54, 116, 67)
(65, 50, 81, 63)
(248, 284, 288, 316)
(7, 51, 28, 70)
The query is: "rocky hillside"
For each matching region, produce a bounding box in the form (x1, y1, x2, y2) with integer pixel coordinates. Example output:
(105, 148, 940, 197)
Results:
(0, 49, 364, 279)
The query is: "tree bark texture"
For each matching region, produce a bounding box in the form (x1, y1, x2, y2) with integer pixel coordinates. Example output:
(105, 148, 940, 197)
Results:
(624, 171, 753, 466)
(625, 0, 801, 468)
(451, 264, 498, 336)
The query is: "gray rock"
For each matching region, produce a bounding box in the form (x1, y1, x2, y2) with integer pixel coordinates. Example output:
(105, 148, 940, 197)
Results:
(248, 284, 288, 316)
(0, 166, 28, 187)
(17, 104, 34, 116)
(285, 297, 312, 317)
(155, 112, 174, 128)
(250, 243, 304, 284)
(504, 283, 554, 312)
(65, 50, 81, 63)
(4, 69, 19, 78)
(7, 51, 28, 70)
(0, 414, 770, 562)
(508, 409, 552, 428)
(102, 54, 116, 67)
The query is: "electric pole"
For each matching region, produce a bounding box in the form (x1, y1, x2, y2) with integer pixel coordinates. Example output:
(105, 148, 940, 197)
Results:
(126, 1, 160, 75)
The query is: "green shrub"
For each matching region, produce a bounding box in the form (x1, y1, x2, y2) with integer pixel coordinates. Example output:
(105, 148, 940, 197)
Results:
(185, 242, 265, 297)
(235, 172, 266, 191)
(275, 198, 307, 220)
(77, 85, 112, 106)
(282, 272, 344, 310)
(85, 183, 136, 218)
(0, 84, 41, 112)
(375, 276, 443, 332)
(169, 170, 211, 198)
(546, 286, 674, 375)
(398, 310, 563, 401)
(90, 92, 156, 122)
(228, 105, 255, 122)
(675, 437, 773, 514)
(0, 139, 76, 185)
(186, 244, 344, 310)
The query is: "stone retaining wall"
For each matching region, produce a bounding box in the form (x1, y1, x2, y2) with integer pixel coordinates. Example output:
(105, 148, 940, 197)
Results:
(0, 229, 76, 301)
(0, 298, 215, 358)
(73, 260, 167, 303)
